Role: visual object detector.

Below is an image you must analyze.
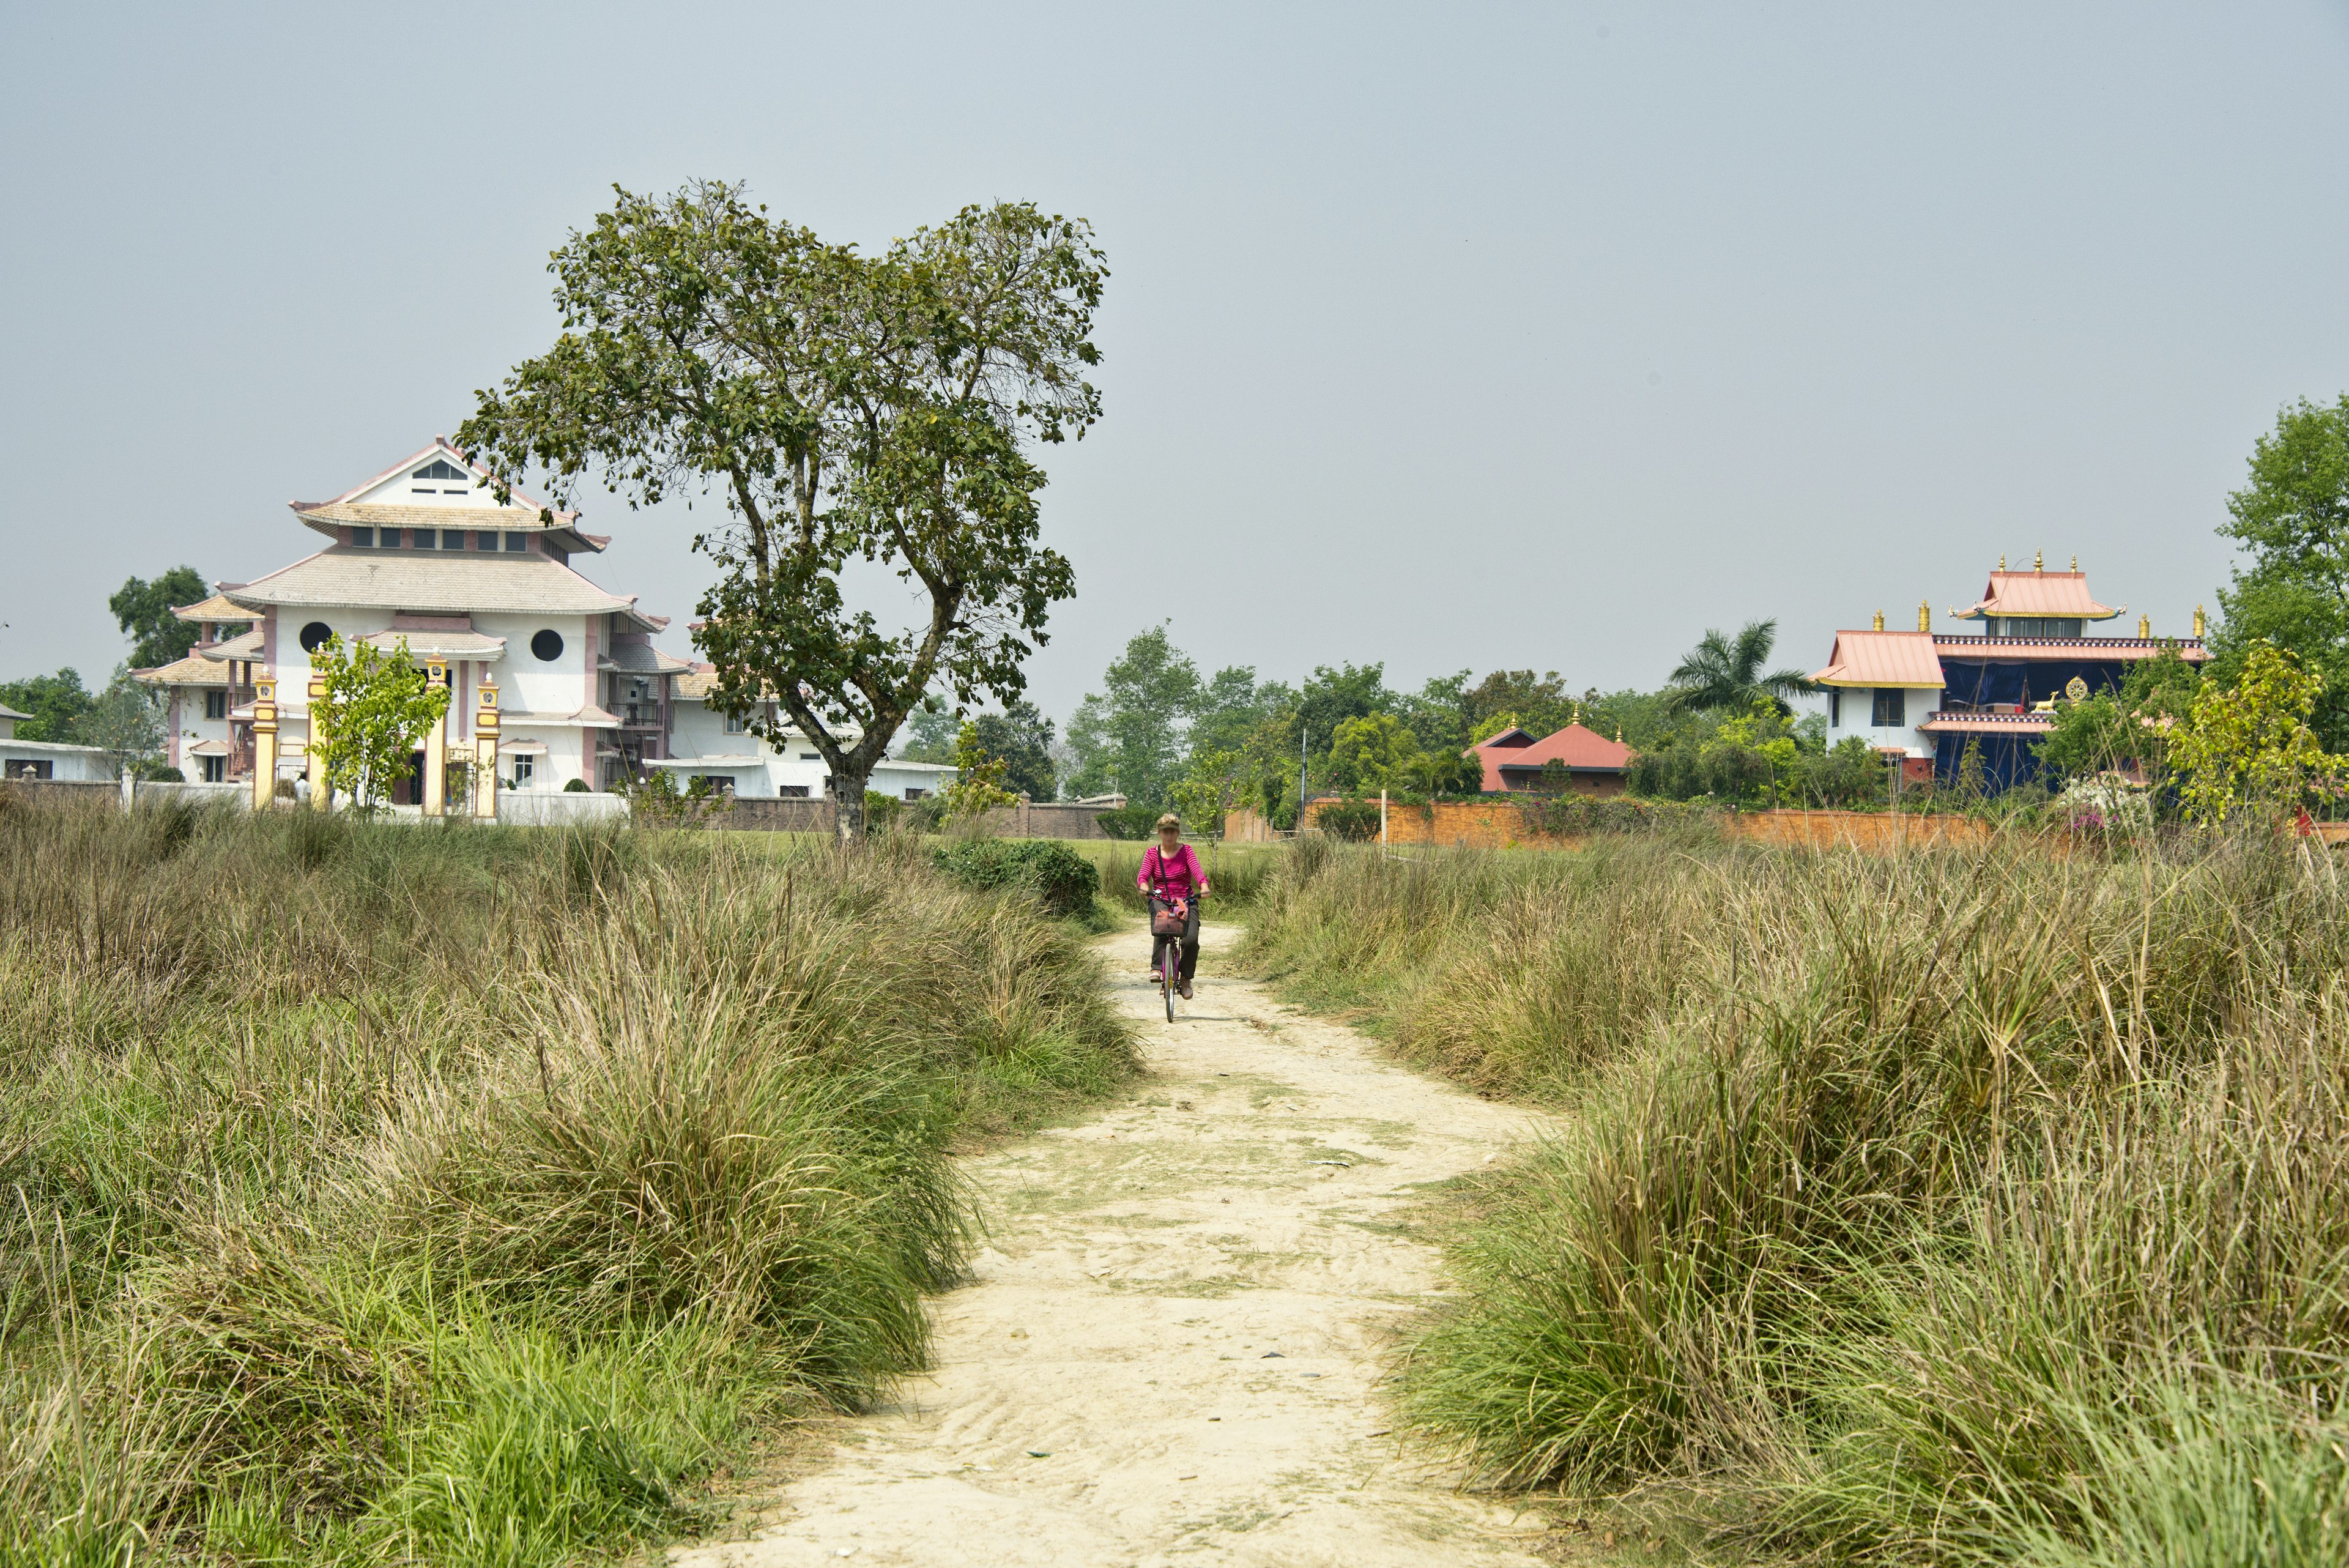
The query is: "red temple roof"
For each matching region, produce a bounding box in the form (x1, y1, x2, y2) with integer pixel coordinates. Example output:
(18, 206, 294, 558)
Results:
(1465, 722, 1631, 792)
(1813, 630, 1945, 688)
(1956, 569, 2120, 622)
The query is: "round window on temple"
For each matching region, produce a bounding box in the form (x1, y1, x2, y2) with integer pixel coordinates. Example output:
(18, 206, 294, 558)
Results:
(298, 621, 333, 653)
(531, 629, 565, 663)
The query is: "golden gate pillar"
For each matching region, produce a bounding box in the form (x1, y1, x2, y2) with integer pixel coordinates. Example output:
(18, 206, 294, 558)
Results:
(250, 678, 279, 811)
(473, 673, 500, 820)
(305, 674, 332, 809)
(420, 658, 449, 817)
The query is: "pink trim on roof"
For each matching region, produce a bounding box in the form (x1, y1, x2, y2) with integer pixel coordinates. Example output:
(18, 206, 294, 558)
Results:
(1813, 630, 1946, 688)
(1958, 571, 2120, 621)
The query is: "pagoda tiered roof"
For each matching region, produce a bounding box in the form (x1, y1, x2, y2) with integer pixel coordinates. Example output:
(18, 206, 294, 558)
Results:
(1954, 570, 2120, 622)
(222, 549, 664, 631)
(290, 439, 610, 554)
(169, 592, 254, 625)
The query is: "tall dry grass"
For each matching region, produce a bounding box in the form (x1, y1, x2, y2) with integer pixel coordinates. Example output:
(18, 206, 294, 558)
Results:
(0, 792, 1130, 1566)
(1241, 830, 2349, 1564)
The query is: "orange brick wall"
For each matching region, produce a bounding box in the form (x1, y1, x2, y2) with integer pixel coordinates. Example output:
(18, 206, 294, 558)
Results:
(1298, 799, 2006, 852)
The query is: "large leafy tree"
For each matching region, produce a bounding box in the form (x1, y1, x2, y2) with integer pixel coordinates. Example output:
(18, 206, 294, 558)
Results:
(0, 669, 92, 742)
(108, 567, 211, 669)
(965, 699, 1056, 800)
(1664, 619, 1821, 717)
(459, 182, 1106, 838)
(2213, 395, 2349, 750)
(1064, 625, 1201, 809)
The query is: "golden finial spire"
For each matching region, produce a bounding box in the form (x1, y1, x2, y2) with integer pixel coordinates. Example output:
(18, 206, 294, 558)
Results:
(2139, 614, 2150, 637)
(2071, 554, 2078, 571)
(1918, 599, 1931, 633)
(2194, 604, 2206, 638)
(2033, 549, 2044, 572)
(1616, 727, 1624, 743)
(1872, 609, 1885, 631)
(1998, 553, 2007, 570)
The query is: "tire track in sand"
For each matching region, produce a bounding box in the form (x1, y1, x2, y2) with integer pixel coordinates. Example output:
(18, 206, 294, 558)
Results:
(675, 923, 1560, 1566)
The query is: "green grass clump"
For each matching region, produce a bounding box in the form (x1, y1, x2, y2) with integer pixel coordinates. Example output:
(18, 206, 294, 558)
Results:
(931, 836, 1099, 919)
(0, 795, 1131, 1565)
(1245, 830, 2349, 1562)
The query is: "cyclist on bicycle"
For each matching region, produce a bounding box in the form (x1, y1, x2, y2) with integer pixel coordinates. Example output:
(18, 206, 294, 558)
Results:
(1140, 812, 1209, 999)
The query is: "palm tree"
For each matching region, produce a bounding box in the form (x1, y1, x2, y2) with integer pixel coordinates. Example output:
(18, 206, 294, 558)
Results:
(1664, 619, 1822, 716)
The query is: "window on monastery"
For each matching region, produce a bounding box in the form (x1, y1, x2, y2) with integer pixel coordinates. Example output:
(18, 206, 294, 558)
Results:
(1871, 687, 1906, 727)
(206, 689, 227, 721)
(799, 752, 820, 761)
(511, 757, 534, 789)
(779, 784, 809, 798)
(1828, 690, 1841, 726)
(531, 630, 564, 663)
(415, 529, 437, 550)
(200, 756, 226, 784)
(412, 458, 467, 482)
(503, 532, 527, 552)
(351, 527, 374, 548)
(724, 712, 745, 734)
(904, 787, 929, 801)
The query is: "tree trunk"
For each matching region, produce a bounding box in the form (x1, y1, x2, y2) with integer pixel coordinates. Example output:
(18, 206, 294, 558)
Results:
(834, 763, 869, 842)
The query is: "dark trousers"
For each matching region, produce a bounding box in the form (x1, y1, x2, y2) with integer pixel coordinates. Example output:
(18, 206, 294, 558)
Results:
(1150, 903, 1201, 982)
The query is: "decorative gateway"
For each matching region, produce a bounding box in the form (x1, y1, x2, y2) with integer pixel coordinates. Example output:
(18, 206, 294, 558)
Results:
(1811, 554, 2211, 792)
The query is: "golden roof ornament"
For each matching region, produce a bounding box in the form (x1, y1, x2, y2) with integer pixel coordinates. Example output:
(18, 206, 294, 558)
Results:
(2034, 549, 2044, 573)
(1918, 599, 1931, 633)
(1872, 609, 1885, 631)
(1998, 553, 2007, 570)
(2071, 554, 2079, 571)
(2139, 614, 2150, 637)
(2194, 604, 2206, 638)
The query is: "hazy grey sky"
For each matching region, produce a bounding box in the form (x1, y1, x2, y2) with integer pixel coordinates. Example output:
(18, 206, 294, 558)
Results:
(7, 2, 2347, 724)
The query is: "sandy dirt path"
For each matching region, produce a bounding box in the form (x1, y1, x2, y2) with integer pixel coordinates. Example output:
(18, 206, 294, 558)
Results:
(677, 923, 1561, 1566)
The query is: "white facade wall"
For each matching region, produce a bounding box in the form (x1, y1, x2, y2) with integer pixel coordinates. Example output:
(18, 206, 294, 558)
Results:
(165, 688, 237, 780)
(0, 740, 121, 781)
(659, 699, 957, 800)
(1823, 681, 1941, 758)
(253, 604, 606, 793)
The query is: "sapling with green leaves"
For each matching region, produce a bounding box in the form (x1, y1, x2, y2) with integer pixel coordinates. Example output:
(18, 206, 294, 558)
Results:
(309, 636, 449, 811)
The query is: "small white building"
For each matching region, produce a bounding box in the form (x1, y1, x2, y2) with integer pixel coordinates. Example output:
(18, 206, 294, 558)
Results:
(0, 703, 121, 781)
(651, 666, 958, 800)
(1813, 606, 1946, 773)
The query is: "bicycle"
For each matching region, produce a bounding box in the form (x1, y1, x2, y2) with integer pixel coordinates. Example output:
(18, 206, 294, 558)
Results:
(1146, 885, 1203, 1022)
